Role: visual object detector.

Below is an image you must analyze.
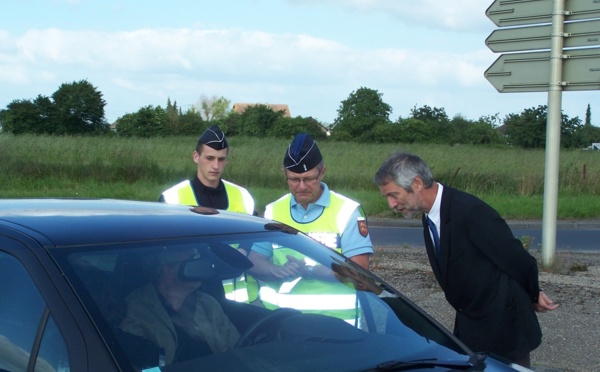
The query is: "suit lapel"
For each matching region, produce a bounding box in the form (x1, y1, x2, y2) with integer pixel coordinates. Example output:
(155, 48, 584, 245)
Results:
(437, 185, 454, 285)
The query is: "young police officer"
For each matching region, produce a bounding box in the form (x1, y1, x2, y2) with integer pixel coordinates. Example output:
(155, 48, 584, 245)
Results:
(160, 125, 256, 303)
(159, 125, 255, 215)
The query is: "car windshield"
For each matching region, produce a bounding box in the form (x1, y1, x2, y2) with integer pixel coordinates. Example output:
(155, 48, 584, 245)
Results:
(51, 223, 472, 371)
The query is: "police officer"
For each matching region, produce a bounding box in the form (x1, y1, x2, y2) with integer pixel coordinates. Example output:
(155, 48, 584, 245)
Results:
(248, 133, 374, 323)
(159, 125, 255, 215)
(160, 125, 256, 303)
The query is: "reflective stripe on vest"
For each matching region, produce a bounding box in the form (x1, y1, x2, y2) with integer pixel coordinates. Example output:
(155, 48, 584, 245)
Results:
(259, 287, 356, 310)
(223, 277, 249, 303)
(160, 180, 254, 215)
(222, 273, 259, 303)
(258, 286, 359, 325)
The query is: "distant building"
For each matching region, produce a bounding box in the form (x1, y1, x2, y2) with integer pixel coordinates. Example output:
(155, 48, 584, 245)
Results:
(232, 103, 291, 118)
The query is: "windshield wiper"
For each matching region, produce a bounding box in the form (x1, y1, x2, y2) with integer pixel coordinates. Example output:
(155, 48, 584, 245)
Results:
(373, 357, 483, 371)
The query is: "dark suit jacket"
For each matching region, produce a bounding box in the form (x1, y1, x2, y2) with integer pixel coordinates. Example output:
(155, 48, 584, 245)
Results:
(421, 185, 542, 360)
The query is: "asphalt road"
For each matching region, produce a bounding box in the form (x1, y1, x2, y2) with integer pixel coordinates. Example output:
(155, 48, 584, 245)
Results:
(368, 218, 600, 252)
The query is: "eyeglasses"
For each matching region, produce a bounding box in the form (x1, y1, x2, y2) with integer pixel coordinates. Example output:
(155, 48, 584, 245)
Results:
(286, 169, 322, 186)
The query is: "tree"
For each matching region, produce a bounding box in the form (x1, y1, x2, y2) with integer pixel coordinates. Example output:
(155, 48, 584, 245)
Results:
(503, 105, 584, 149)
(395, 118, 432, 143)
(267, 116, 328, 140)
(579, 104, 600, 147)
(176, 108, 205, 136)
(0, 80, 107, 135)
(410, 105, 450, 124)
(238, 104, 285, 137)
(32, 95, 55, 134)
(165, 98, 179, 134)
(332, 87, 392, 141)
(199, 95, 231, 122)
(560, 115, 583, 149)
(449, 114, 505, 145)
(368, 122, 398, 144)
(409, 105, 451, 143)
(1, 95, 57, 135)
(220, 111, 243, 136)
(585, 103, 592, 126)
(51, 80, 108, 134)
(504, 106, 548, 148)
(1, 98, 44, 134)
(115, 105, 166, 137)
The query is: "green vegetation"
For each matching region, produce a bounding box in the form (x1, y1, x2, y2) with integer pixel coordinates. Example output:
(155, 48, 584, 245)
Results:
(1, 134, 598, 219)
(4, 82, 599, 151)
(0, 80, 109, 135)
(569, 263, 589, 272)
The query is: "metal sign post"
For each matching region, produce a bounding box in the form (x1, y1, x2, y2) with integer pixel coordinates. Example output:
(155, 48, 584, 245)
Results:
(542, 0, 565, 269)
(484, 0, 600, 268)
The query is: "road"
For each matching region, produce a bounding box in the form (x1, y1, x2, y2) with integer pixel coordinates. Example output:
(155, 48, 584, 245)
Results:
(368, 219, 600, 252)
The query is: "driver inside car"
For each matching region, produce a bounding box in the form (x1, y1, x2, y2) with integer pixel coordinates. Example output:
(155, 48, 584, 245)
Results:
(119, 248, 240, 366)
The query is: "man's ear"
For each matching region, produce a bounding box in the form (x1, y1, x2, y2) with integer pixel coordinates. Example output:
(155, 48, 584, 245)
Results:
(320, 165, 327, 178)
(411, 176, 424, 192)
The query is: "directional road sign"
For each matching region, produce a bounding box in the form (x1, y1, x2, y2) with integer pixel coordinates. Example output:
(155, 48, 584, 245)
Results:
(486, 0, 600, 27)
(486, 19, 600, 52)
(484, 47, 600, 92)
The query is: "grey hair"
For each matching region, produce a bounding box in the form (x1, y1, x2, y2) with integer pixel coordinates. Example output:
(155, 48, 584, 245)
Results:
(374, 152, 434, 191)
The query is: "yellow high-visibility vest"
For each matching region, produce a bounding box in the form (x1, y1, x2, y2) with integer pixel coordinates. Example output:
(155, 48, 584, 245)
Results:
(261, 192, 361, 325)
(160, 179, 254, 215)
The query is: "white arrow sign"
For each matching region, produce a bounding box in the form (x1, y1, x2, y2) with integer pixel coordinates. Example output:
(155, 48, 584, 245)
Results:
(484, 47, 600, 92)
(486, 19, 600, 52)
(486, 0, 600, 27)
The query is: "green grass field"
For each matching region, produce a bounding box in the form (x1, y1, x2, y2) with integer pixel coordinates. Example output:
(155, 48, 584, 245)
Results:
(1, 134, 599, 219)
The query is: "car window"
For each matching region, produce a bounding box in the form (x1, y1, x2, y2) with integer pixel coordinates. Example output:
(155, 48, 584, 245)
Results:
(0, 251, 70, 372)
(53, 230, 469, 371)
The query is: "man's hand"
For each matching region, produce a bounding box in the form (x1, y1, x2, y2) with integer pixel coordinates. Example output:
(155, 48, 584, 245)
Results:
(247, 251, 303, 280)
(534, 291, 559, 312)
(269, 255, 304, 279)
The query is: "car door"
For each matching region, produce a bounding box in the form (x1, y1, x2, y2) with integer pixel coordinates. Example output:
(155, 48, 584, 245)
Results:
(0, 231, 118, 372)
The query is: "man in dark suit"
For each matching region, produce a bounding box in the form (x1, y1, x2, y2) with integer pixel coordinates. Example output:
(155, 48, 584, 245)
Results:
(374, 152, 558, 368)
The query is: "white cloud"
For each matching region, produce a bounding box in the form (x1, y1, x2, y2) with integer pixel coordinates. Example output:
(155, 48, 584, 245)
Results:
(0, 25, 502, 122)
(291, 0, 491, 32)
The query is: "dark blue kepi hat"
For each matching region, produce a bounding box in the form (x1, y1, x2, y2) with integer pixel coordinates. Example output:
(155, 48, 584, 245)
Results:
(198, 125, 228, 150)
(284, 133, 323, 173)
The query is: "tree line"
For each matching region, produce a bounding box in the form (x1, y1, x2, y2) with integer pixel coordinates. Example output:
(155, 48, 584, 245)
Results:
(1, 80, 599, 149)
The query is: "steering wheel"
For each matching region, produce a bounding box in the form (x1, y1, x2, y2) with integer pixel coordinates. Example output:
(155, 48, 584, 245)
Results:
(235, 308, 301, 348)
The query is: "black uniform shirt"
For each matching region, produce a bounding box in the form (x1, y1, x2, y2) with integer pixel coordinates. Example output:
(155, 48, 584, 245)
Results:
(191, 177, 228, 210)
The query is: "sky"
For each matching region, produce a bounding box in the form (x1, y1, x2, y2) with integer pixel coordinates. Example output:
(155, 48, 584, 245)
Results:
(1, 0, 598, 125)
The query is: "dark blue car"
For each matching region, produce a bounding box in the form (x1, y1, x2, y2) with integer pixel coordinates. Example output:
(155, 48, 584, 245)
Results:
(0, 199, 526, 371)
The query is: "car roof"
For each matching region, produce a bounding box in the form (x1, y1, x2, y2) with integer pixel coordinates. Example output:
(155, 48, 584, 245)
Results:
(0, 198, 269, 247)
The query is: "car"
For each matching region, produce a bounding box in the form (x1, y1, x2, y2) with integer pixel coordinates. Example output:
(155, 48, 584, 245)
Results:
(0, 198, 528, 371)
